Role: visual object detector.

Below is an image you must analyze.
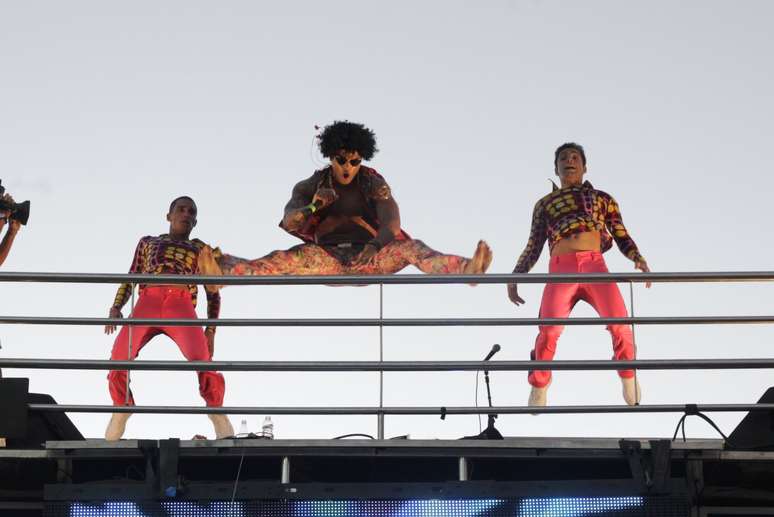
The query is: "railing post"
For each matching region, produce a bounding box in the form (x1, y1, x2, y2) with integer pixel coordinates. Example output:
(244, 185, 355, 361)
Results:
(378, 283, 385, 440)
(629, 281, 640, 403)
(125, 284, 135, 405)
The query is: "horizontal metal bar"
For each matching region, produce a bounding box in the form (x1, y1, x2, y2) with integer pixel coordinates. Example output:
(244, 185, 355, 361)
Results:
(2, 315, 774, 327)
(5, 358, 774, 372)
(1, 271, 774, 286)
(41, 437, 725, 451)
(27, 403, 774, 415)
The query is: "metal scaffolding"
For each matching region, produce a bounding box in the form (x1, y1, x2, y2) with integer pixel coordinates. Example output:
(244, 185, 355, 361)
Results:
(1, 270, 773, 437)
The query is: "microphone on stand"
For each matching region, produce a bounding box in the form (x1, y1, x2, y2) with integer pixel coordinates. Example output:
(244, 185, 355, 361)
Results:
(461, 344, 504, 440)
(484, 344, 501, 362)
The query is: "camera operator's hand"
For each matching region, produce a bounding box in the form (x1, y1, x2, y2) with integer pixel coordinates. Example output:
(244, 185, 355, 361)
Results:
(0, 194, 11, 229)
(0, 194, 20, 267)
(105, 307, 123, 335)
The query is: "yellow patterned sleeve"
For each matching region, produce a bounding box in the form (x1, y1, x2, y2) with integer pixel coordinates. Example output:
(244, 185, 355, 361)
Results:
(604, 195, 644, 264)
(513, 200, 548, 274)
(112, 237, 146, 310)
(194, 240, 222, 331)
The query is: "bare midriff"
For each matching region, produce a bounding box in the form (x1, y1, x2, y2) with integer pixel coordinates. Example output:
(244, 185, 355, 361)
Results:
(147, 284, 189, 291)
(550, 230, 602, 257)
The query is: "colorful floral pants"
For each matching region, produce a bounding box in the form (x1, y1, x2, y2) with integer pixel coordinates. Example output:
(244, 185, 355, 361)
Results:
(218, 239, 470, 276)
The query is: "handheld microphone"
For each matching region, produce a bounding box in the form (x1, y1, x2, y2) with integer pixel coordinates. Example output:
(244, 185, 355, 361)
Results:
(484, 344, 501, 362)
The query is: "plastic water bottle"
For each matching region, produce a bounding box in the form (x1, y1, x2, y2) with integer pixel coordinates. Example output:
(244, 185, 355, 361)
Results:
(262, 416, 274, 439)
(238, 419, 249, 437)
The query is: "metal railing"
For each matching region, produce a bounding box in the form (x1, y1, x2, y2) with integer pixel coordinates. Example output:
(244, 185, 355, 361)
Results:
(2, 271, 773, 439)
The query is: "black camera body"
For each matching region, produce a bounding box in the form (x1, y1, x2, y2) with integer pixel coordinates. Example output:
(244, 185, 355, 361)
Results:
(0, 180, 31, 225)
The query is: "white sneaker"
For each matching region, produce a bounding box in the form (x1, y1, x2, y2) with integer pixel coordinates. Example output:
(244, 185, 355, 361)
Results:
(105, 413, 131, 441)
(621, 377, 642, 405)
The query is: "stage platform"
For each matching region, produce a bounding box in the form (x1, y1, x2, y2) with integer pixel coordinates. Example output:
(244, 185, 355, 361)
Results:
(2, 436, 774, 516)
(3, 269, 774, 515)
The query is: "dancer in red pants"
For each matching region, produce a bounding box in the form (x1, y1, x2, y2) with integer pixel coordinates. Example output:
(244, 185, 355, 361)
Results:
(508, 143, 651, 407)
(104, 196, 233, 440)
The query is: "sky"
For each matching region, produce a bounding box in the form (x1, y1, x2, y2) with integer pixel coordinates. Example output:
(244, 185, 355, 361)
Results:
(1, 0, 773, 441)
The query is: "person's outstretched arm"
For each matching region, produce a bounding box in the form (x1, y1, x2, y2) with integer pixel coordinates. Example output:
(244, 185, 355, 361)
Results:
(604, 194, 650, 287)
(203, 288, 221, 358)
(508, 201, 548, 305)
(0, 194, 21, 267)
(105, 238, 146, 334)
(0, 219, 19, 267)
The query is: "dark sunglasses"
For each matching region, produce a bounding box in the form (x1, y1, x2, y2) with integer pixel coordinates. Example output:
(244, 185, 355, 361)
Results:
(334, 156, 362, 166)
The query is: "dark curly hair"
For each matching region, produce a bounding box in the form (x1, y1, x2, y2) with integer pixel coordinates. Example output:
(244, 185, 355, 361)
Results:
(554, 142, 586, 168)
(318, 121, 378, 161)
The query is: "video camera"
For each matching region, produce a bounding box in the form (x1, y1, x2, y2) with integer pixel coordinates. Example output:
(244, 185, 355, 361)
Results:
(0, 180, 31, 225)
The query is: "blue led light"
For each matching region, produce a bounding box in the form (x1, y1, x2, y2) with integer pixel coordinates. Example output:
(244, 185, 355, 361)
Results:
(519, 497, 644, 517)
(63, 496, 657, 517)
(291, 499, 503, 517)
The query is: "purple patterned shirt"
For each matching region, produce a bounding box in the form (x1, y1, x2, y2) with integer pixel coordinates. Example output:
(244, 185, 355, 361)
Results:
(514, 181, 644, 273)
(112, 234, 221, 321)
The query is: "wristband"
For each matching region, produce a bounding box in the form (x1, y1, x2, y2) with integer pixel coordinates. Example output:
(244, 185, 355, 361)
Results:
(306, 203, 317, 214)
(367, 239, 383, 251)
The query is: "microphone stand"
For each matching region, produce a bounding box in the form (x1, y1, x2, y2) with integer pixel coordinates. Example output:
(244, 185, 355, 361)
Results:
(462, 344, 503, 440)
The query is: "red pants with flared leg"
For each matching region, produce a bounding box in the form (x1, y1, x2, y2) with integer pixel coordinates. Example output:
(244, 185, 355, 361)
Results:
(528, 251, 635, 388)
(107, 286, 225, 407)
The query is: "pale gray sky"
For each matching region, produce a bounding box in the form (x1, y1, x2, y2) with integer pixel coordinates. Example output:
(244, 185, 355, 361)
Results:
(1, 0, 773, 440)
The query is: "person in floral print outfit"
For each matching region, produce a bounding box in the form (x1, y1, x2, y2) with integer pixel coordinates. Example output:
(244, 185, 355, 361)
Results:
(200, 121, 492, 279)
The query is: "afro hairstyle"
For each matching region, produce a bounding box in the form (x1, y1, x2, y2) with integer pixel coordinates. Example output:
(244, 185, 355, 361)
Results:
(318, 120, 378, 161)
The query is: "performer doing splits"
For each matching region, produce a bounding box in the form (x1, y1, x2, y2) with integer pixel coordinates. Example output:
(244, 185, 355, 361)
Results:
(104, 196, 233, 440)
(508, 143, 650, 407)
(199, 121, 492, 278)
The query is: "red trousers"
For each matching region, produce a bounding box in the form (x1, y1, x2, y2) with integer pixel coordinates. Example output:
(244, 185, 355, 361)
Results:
(528, 251, 635, 388)
(107, 287, 225, 407)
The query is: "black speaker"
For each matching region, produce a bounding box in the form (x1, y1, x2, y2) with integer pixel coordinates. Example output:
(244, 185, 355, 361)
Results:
(727, 387, 774, 450)
(0, 378, 29, 437)
(0, 379, 83, 448)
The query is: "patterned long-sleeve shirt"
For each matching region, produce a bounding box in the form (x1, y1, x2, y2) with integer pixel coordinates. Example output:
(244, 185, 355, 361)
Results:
(513, 181, 644, 273)
(112, 234, 221, 321)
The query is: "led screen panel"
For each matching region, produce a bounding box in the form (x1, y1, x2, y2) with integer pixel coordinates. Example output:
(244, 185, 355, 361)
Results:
(47, 496, 689, 517)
